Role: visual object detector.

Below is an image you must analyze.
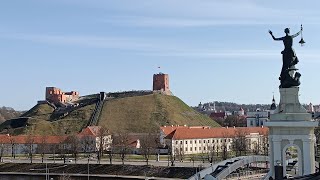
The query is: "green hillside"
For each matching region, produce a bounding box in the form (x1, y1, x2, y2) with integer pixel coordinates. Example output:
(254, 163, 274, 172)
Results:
(98, 93, 219, 133)
(0, 97, 97, 135)
(0, 93, 219, 135)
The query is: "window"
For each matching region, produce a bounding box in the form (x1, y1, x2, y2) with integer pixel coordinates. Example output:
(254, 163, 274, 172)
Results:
(220, 139, 223, 143)
(207, 140, 209, 143)
(195, 147, 197, 151)
(186, 141, 188, 144)
(199, 140, 201, 143)
(186, 147, 188, 151)
(195, 140, 197, 144)
(176, 141, 178, 144)
(190, 140, 192, 144)
(204, 147, 206, 151)
(212, 140, 215, 143)
(180, 148, 183, 151)
(190, 147, 192, 151)
(250, 120, 253, 126)
(225, 139, 227, 142)
(203, 140, 205, 143)
(199, 147, 201, 151)
(180, 141, 183, 144)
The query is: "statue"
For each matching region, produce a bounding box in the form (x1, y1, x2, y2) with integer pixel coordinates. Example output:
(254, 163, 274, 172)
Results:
(269, 26, 303, 88)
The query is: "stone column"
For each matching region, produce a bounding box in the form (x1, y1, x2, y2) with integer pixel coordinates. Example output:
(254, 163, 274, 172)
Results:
(303, 138, 314, 175)
(273, 139, 282, 165)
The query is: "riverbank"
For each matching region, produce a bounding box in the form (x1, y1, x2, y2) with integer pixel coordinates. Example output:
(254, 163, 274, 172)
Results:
(0, 163, 197, 179)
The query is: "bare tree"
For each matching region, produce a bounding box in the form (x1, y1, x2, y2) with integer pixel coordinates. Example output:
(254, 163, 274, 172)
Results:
(231, 128, 248, 157)
(216, 144, 220, 158)
(37, 135, 49, 163)
(140, 133, 158, 165)
(221, 132, 229, 160)
(59, 135, 68, 164)
(206, 144, 215, 165)
(51, 143, 58, 163)
(96, 126, 109, 164)
(114, 132, 129, 165)
(167, 145, 176, 166)
(107, 145, 115, 165)
(81, 135, 94, 164)
(9, 135, 16, 160)
(176, 143, 185, 162)
(0, 136, 8, 162)
(25, 133, 35, 163)
(66, 134, 80, 163)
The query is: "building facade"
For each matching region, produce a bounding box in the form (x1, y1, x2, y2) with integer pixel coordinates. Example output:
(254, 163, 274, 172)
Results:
(246, 110, 269, 127)
(0, 126, 111, 156)
(161, 126, 268, 156)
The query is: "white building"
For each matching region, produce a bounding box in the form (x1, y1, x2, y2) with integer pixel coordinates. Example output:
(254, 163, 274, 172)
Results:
(246, 110, 269, 127)
(246, 96, 277, 127)
(161, 126, 268, 156)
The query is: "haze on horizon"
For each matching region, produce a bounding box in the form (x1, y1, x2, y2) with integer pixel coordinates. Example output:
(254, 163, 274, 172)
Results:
(1, 0, 320, 111)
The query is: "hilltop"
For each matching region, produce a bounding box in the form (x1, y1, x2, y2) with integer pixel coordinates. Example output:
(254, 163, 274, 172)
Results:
(98, 93, 219, 133)
(0, 95, 98, 135)
(0, 93, 219, 135)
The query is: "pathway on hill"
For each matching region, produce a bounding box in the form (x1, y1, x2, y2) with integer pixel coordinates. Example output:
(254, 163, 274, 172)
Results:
(88, 99, 105, 126)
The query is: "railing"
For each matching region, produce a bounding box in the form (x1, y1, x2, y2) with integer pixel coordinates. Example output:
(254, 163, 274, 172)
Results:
(88, 99, 105, 126)
(188, 155, 269, 180)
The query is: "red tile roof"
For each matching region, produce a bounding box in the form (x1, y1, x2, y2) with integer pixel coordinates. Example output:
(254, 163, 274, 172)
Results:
(163, 127, 268, 140)
(160, 125, 210, 136)
(0, 134, 67, 144)
(78, 126, 101, 136)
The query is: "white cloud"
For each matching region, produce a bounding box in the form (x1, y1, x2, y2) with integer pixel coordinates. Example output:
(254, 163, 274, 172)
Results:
(97, 0, 320, 28)
(2, 32, 320, 62)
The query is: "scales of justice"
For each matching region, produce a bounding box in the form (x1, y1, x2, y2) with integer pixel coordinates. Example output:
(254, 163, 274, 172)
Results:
(265, 25, 318, 179)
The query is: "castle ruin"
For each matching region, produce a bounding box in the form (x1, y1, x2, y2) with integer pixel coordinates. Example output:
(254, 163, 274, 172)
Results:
(45, 87, 79, 104)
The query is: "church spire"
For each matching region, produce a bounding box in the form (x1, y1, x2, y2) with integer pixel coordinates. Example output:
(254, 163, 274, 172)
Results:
(270, 94, 277, 110)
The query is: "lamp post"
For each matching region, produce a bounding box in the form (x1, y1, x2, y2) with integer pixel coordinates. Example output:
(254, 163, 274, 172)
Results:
(87, 154, 90, 180)
(275, 160, 283, 180)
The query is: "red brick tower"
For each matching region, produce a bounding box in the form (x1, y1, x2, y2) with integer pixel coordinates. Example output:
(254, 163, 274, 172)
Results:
(153, 73, 170, 93)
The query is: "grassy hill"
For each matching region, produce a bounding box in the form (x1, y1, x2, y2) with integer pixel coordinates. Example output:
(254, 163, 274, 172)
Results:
(0, 98, 97, 135)
(98, 93, 219, 133)
(0, 93, 219, 135)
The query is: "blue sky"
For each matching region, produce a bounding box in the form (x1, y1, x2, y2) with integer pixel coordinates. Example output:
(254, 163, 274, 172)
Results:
(1, 0, 320, 110)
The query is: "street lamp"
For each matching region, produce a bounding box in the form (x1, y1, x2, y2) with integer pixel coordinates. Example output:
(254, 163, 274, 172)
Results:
(88, 154, 90, 180)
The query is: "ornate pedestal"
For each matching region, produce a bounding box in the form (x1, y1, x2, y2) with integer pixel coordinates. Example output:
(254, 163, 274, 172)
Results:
(265, 87, 318, 178)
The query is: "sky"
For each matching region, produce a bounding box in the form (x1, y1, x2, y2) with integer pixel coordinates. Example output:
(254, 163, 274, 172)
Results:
(1, 0, 320, 110)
